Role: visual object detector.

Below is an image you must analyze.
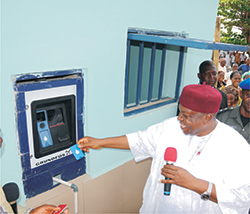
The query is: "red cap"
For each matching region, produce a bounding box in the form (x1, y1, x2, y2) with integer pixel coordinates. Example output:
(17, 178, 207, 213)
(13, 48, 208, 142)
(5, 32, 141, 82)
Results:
(164, 147, 177, 162)
(179, 84, 222, 113)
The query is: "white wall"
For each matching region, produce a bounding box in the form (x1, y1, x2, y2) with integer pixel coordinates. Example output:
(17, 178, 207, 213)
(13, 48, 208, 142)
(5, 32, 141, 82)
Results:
(1, 0, 219, 205)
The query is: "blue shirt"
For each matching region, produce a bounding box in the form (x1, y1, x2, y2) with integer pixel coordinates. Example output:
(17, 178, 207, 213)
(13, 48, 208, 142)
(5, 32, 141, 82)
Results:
(238, 64, 250, 75)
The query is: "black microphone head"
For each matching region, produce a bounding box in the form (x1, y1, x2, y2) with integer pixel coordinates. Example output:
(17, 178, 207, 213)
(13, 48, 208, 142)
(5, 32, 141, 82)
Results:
(3, 182, 19, 202)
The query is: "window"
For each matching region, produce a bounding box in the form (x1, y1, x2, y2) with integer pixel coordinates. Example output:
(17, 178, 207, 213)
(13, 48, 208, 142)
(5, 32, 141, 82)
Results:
(124, 29, 186, 115)
(124, 28, 249, 116)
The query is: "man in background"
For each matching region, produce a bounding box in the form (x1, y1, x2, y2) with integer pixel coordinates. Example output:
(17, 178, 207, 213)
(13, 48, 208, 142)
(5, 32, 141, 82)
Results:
(176, 60, 228, 116)
(218, 58, 227, 77)
(238, 58, 250, 75)
(198, 60, 228, 109)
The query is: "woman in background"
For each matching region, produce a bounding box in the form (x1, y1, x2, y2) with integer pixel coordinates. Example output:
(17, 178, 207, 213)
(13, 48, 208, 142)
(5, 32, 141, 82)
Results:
(221, 86, 239, 107)
(217, 71, 226, 90)
(228, 71, 242, 106)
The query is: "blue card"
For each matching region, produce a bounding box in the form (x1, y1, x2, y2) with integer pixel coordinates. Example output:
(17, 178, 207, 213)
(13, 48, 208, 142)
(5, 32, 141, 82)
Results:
(70, 144, 85, 160)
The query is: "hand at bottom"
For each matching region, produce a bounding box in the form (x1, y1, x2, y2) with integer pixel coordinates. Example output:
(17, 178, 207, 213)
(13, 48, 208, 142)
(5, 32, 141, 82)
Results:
(29, 204, 69, 214)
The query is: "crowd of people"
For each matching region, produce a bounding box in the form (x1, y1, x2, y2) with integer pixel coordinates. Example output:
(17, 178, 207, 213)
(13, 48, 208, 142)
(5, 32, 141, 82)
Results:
(219, 50, 250, 67)
(216, 50, 250, 112)
(215, 51, 250, 145)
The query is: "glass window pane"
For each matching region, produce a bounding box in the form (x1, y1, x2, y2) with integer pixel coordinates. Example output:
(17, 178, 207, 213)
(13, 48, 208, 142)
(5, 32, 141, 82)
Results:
(162, 45, 180, 98)
(151, 46, 163, 101)
(127, 41, 140, 107)
(140, 42, 152, 104)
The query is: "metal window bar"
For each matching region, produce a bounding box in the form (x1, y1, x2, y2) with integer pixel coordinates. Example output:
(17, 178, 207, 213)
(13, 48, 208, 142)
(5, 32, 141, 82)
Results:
(147, 43, 156, 103)
(124, 39, 131, 108)
(136, 42, 144, 106)
(158, 46, 166, 100)
(175, 46, 185, 99)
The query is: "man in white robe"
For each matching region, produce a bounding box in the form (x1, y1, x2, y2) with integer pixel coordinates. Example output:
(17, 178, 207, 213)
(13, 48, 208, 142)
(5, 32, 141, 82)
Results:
(78, 84, 250, 214)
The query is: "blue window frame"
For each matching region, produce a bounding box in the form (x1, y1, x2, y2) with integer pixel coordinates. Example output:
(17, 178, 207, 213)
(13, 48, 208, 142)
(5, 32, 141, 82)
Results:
(124, 29, 186, 116)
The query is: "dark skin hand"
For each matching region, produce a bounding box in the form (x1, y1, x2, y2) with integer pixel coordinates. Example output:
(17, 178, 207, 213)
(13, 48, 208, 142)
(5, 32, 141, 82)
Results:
(160, 165, 218, 203)
(29, 204, 69, 214)
(77, 135, 130, 152)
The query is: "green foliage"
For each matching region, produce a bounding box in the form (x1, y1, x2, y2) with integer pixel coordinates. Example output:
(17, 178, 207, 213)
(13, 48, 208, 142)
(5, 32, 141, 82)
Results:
(217, 0, 250, 46)
(220, 31, 248, 45)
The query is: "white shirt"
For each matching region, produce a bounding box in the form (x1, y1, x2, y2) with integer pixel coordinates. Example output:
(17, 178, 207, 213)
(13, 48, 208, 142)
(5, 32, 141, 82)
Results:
(127, 117, 250, 214)
(225, 71, 232, 86)
(225, 54, 231, 66)
(231, 55, 235, 64)
(240, 54, 245, 61)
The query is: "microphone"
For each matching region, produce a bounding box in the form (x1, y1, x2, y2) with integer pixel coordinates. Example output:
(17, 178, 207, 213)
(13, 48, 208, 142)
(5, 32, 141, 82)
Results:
(164, 147, 177, 196)
(3, 182, 19, 214)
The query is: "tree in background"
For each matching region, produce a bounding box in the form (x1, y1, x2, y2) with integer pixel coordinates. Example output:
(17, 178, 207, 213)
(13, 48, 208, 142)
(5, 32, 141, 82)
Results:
(217, 0, 250, 46)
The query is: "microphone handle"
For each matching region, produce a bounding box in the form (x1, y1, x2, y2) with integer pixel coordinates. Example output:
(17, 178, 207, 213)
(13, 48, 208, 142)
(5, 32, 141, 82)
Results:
(164, 163, 173, 196)
(10, 203, 18, 214)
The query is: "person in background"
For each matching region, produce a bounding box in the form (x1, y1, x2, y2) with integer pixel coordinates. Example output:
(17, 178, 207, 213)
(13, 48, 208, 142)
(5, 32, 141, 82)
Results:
(218, 58, 227, 80)
(225, 63, 238, 86)
(78, 84, 250, 213)
(0, 136, 69, 214)
(221, 86, 239, 107)
(176, 60, 228, 116)
(240, 51, 246, 65)
(238, 58, 250, 75)
(230, 52, 235, 67)
(225, 51, 231, 66)
(217, 78, 250, 143)
(217, 71, 226, 90)
(198, 60, 228, 110)
(242, 71, 250, 80)
(235, 51, 241, 66)
(219, 50, 225, 58)
(228, 71, 242, 106)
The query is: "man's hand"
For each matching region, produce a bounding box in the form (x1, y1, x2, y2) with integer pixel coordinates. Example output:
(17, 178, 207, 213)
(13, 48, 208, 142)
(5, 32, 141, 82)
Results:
(160, 165, 197, 190)
(160, 165, 218, 203)
(29, 204, 69, 214)
(77, 136, 103, 152)
(77, 135, 130, 151)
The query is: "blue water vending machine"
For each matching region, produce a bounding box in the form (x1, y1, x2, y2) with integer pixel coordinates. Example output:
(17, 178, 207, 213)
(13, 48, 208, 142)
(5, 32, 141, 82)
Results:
(14, 69, 85, 198)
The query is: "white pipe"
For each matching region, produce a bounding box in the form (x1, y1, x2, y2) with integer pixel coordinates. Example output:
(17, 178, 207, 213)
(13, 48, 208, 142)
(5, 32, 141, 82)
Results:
(74, 191, 78, 214)
(52, 177, 78, 214)
(53, 177, 72, 187)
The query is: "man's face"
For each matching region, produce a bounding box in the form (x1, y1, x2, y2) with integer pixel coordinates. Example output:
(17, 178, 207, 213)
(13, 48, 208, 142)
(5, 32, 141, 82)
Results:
(232, 64, 238, 71)
(220, 60, 226, 67)
(198, 65, 217, 87)
(241, 90, 250, 114)
(177, 105, 207, 136)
